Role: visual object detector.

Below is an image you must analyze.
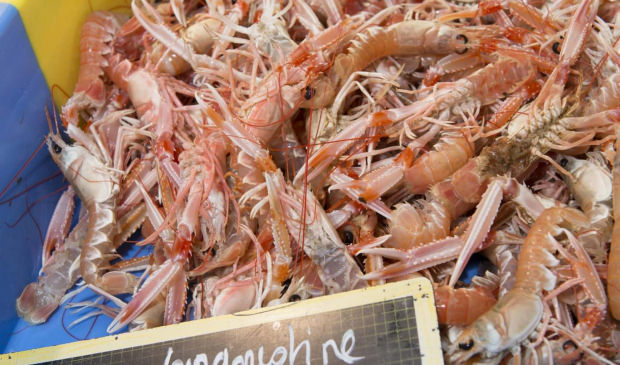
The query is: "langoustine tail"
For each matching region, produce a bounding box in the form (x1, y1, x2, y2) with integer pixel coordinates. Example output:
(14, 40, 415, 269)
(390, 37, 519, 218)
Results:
(16, 212, 88, 324)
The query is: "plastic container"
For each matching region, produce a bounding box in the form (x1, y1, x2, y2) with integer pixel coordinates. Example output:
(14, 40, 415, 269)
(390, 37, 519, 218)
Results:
(0, 0, 130, 353)
(0, 0, 485, 355)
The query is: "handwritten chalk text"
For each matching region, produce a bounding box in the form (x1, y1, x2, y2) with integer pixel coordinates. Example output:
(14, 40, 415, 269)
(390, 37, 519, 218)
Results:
(163, 325, 364, 365)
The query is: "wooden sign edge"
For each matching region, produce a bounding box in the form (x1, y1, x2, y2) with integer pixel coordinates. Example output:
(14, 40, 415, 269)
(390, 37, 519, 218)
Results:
(1, 277, 442, 365)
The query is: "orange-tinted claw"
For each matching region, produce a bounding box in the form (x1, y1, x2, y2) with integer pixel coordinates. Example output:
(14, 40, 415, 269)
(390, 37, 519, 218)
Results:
(361, 236, 465, 281)
(437, 0, 501, 23)
(559, 0, 599, 65)
(109, 261, 181, 333)
(506, 0, 558, 34)
(503, 26, 528, 44)
(423, 71, 441, 87)
(486, 80, 541, 132)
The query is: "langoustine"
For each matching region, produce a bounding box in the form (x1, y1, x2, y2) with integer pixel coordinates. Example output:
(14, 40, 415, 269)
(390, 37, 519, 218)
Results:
(62, 11, 124, 126)
(46, 133, 138, 295)
(447, 207, 607, 363)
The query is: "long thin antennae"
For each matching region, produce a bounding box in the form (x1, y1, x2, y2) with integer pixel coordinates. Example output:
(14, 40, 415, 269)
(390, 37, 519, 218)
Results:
(4, 185, 66, 228)
(45, 106, 55, 135)
(0, 171, 63, 205)
(52, 104, 61, 135)
(0, 137, 47, 199)
(50, 83, 70, 99)
(25, 195, 44, 246)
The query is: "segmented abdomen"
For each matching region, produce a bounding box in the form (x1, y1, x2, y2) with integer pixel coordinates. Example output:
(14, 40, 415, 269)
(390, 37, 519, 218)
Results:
(404, 133, 475, 195)
(434, 285, 497, 325)
(387, 201, 451, 249)
(514, 208, 588, 295)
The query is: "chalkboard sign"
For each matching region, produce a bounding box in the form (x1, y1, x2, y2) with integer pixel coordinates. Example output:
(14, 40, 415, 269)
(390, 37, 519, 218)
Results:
(2, 278, 442, 365)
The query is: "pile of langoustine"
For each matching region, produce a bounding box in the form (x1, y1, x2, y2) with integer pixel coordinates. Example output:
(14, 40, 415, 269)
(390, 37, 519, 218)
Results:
(13, 0, 620, 362)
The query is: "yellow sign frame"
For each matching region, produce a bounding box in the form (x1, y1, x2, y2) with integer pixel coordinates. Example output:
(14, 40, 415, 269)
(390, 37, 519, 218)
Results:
(1, 278, 442, 365)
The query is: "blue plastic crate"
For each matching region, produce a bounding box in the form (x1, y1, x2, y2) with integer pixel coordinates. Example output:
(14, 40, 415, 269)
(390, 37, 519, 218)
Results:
(0, 1, 143, 353)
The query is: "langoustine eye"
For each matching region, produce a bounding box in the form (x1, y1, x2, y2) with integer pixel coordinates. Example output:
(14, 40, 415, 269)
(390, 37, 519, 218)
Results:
(339, 224, 357, 245)
(458, 339, 474, 351)
(304, 86, 315, 100)
(343, 230, 355, 244)
(51, 141, 62, 154)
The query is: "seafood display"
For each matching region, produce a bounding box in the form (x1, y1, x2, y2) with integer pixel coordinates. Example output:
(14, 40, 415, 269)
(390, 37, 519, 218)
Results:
(13, 0, 620, 362)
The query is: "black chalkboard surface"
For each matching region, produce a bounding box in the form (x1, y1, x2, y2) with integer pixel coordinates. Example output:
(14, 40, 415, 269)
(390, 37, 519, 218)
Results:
(2, 278, 442, 365)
